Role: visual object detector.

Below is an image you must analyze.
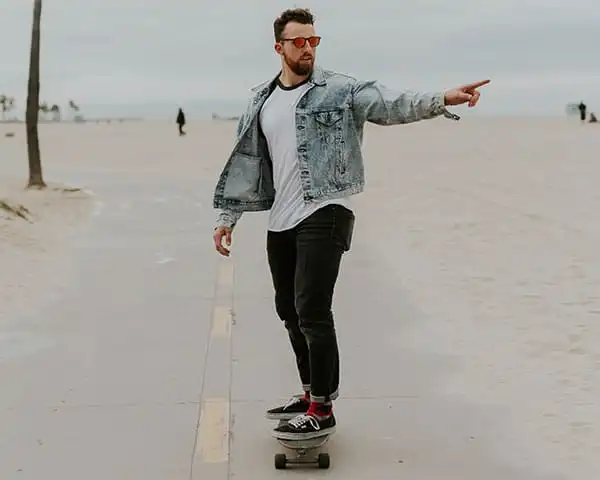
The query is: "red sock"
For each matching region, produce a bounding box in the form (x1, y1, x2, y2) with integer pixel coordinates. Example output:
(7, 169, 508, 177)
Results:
(302, 391, 310, 402)
(307, 401, 332, 418)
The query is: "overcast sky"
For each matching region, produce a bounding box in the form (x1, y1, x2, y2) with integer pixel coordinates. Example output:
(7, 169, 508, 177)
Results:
(2, 0, 599, 117)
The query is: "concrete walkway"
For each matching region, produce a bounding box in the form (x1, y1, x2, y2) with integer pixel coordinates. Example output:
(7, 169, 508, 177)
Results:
(0, 121, 568, 479)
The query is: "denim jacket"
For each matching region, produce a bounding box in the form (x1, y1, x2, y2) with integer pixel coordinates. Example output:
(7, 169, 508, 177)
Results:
(213, 66, 459, 229)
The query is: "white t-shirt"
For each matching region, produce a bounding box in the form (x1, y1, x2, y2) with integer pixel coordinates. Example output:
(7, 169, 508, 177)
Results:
(259, 79, 351, 232)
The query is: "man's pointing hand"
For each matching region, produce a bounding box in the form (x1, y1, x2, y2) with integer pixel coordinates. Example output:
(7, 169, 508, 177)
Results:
(444, 79, 491, 108)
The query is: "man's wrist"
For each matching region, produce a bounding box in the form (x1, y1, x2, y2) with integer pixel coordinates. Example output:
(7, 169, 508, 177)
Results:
(436, 92, 460, 121)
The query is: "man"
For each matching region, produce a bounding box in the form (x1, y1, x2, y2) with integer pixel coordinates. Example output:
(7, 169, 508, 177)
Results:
(176, 107, 186, 136)
(212, 8, 489, 441)
(578, 101, 587, 123)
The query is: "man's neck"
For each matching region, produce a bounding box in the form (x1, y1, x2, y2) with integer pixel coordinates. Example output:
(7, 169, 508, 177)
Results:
(279, 69, 310, 88)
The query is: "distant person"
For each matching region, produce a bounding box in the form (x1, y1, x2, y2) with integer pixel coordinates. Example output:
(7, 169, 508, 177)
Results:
(176, 108, 186, 136)
(211, 7, 489, 441)
(590, 112, 597, 123)
(578, 101, 587, 123)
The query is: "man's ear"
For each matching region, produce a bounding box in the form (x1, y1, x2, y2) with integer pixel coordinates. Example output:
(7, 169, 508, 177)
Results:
(274, 42, 282, 55)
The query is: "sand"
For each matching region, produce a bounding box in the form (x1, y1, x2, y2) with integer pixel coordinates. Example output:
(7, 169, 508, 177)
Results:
(0, 133, 93, 323)
(1, 116, 599, 478)
(354, 116, 600, 475)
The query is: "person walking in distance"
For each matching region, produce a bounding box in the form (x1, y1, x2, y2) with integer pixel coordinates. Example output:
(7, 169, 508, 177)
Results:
(176, 107, 186, 136)
(212, 8, 490, 441)
(578, 101, 587, 123)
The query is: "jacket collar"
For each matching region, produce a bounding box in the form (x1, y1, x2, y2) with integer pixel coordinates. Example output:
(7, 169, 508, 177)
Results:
(251, 65, 327, 95)
(308, 65, 327, 86)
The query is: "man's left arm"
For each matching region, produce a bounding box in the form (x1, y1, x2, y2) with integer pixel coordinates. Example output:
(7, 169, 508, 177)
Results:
(350, 79, 460, 126)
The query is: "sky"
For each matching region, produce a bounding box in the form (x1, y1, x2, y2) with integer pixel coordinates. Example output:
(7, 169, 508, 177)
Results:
(1, 0, 600, 119)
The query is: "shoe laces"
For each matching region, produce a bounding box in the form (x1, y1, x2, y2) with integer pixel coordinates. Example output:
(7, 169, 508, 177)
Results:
(289, 414, 320, 430)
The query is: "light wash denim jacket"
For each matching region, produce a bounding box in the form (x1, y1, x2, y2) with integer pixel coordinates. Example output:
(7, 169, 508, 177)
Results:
(213, 66, 459, 229)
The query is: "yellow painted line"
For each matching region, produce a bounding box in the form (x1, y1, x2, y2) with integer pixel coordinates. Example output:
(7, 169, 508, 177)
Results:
(217, 260, 234, 289)
(197, 398, 230, 464)
(212, 306, 231, 338)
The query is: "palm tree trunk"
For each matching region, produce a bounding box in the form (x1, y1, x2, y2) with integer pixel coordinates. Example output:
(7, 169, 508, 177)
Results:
(26, 0, 46, 189)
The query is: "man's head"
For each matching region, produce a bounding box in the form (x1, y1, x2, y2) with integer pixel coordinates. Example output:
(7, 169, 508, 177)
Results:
(273, 8, 319, 77)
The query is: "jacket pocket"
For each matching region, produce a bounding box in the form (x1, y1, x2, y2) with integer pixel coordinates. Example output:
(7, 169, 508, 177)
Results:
(313, 109, 344, 127)
(223, 153, 262, 201)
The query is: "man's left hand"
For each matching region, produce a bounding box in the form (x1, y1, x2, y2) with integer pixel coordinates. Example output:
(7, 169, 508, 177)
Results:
(444, 79, 491, 108)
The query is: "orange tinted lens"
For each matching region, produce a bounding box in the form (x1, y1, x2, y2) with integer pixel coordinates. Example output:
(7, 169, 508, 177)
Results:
(308, 36, 320, 47)
(293, 38, 306, 48)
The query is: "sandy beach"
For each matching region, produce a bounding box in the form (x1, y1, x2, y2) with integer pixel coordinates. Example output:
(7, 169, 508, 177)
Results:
(0, 116, 599, 479)
(0, 171, 92, 326)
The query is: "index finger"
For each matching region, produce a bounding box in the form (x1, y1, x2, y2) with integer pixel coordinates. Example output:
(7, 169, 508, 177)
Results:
(463, 79, 491, 90)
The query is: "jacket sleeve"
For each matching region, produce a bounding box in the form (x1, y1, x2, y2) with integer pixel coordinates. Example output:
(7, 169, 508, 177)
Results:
(235, 111, 246, 138)
(215, 208, 243, 230)
(213, 96, 253, 231)
(351, 79, 460, 126)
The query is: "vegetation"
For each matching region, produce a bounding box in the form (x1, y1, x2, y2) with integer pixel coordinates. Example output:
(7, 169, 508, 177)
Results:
(0, 97, 82, 123)
(0, 95, 16, 120)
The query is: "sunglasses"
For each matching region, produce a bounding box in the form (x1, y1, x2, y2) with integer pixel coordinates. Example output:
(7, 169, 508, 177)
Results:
(280, 36, 321, 49)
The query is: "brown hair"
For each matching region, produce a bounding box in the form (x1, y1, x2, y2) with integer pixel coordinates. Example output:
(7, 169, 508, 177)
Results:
(273, 8, 315, 41)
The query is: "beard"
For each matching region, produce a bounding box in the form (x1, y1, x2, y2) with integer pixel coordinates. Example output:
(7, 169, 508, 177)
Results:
(284, 53, 314, 76)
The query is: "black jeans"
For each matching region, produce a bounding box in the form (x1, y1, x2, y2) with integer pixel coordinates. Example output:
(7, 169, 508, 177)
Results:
(266, 204, 355, 403)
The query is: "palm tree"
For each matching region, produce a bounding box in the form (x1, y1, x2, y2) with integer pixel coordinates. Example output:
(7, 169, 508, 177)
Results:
(7, 97, 15, 119)
(0, 95, 7, 121)
(38, 101, 49, 120)
(50, 104, 60, 122)
(68, 99, 83, 122)
(0, 95, 15, 121)
(26, 0, 46, 188)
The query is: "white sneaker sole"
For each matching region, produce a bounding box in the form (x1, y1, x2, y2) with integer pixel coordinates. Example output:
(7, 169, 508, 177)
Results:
(272, 425, 336, 441)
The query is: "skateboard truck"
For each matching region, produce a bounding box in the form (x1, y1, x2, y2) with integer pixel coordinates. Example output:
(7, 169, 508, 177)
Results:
(273, 421, 332, 470)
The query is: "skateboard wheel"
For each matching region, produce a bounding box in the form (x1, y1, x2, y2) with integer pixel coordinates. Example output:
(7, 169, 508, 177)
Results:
(317, 453, 330, 469)
(274, 453, 287, 469)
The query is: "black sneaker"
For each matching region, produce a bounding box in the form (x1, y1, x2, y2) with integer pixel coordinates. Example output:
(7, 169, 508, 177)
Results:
(272, 413, 336, 440)
(265, 395, 310, 420)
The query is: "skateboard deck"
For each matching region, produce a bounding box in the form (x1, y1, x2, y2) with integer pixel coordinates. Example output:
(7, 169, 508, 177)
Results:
(272, 419, 332, 470)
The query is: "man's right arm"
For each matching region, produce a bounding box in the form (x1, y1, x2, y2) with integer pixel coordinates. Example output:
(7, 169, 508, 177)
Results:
(213, 96, 252, 232)
(234, 111, 246, 138)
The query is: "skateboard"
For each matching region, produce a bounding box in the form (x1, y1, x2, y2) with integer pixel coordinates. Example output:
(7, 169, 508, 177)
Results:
(272, 420, 332, 470)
